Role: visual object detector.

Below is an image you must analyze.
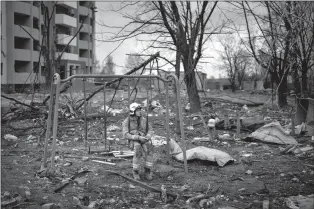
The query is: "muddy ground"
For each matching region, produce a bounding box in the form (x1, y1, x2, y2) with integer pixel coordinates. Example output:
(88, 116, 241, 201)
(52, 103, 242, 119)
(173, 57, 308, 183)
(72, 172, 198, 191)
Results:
(1, 89, 314, 209)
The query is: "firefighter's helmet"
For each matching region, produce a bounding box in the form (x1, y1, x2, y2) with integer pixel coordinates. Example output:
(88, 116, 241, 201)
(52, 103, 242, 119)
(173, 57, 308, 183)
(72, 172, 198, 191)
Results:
(129, 103, 142, 115)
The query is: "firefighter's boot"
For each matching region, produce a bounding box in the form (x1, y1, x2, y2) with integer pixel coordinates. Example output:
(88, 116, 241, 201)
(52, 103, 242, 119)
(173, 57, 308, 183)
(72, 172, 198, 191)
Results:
(145, 167, 153, 181)
(133, 170, 140, 180)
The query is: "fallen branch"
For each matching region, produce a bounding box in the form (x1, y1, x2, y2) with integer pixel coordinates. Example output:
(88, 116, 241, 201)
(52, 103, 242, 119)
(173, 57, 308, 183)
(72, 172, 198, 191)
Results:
(42, 82, 72, 105)
(1, 95, 38, 110)
(54, 169, 92, 193)
(75, 52, 160, 110)
(97, 168, 177, 200)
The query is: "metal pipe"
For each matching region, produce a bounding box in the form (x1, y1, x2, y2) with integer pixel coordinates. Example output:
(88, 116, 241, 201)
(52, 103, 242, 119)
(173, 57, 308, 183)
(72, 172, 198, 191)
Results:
(83, 78, 88, 147)
(61, 74, 170, 83)
(165, 83, 170, 163)
(103, 81, 107, 150)
(166, 74, 188, 173)
(43, 82, 55, 168)
(50, 74, 61, 168)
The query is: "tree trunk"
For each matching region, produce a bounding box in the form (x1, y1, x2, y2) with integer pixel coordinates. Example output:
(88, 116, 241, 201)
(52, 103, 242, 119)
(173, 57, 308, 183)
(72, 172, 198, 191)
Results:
(276, 76, 288, 107)
(184, 70, 201, 113)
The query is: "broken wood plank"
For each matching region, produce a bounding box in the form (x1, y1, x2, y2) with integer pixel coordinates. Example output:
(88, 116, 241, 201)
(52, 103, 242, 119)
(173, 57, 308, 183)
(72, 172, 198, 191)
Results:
(92, 160, 116, 165)
(113, 154, 134, 158)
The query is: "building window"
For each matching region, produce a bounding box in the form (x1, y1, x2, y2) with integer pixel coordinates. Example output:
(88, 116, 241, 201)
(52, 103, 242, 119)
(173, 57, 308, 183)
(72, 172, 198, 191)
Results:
(33, 40, 40, 51)
(15, 61, 30, 73)
(15, 37, 31, 49)
(33, 17, 39, 29)
(14, 12, 30, 27)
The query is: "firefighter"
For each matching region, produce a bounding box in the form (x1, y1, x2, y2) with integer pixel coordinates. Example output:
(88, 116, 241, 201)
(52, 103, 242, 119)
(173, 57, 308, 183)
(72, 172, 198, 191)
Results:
(122, 103, 154, 180)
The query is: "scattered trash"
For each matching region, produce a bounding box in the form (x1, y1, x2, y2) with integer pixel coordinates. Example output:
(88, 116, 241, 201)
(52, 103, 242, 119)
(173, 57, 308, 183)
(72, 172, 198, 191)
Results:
(218, 133, 231, 140)
(42, 203, 60, 209)
(107, 125, 121, 132)
(285, 194, 314, 209)
(244, 122, 298, 145)
(27, 135, 36, 140)
(291, 177, 300, 183)
(112, 151, 134, 158)
(247, 142, 258, 147)
(241, 153, 252, 157)
(295, 123, 307, 135)
(92, 160, 116, 166)
(151, 135, 167, 147)
(242, 105, 249, 112)
(245, 170, 253, 175)
(175, 146, 235, 167)
(169, 138, 183, 155)
(187, 126, 194, 130)
(4, 134, 18, 141)
(82, 157, 89, 161)
(192, 137, 210, 143)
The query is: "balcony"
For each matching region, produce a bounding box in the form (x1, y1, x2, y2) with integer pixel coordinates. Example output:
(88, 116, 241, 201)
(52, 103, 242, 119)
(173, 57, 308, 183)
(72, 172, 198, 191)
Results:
(32, 5, 40, 17)
(56, 52, 79, 61)
(55, 14, 77, 28)
(13, 2, 31, 16)
(79, 6, 90, 16)
(79, 40, 91, 49)
(32, 28, 40, 40)
(57, 34, 77, 46)
(80, 24, 92, 33)
(15, 49, 31, 61)
(79, 57, 93, 66)
(57, 1, 77, 9)
(13, 73, 46, 84)
(14, 25, 31, 38)
(32, 51, 40, 60)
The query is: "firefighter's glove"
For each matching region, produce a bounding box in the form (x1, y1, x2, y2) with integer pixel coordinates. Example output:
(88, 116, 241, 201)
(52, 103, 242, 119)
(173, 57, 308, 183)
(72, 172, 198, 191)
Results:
(138, 136, 148, 144)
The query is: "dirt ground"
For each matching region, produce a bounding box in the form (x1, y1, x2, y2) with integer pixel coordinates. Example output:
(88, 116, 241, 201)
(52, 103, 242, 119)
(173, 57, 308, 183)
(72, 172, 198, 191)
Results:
(1, 89, 314, 209)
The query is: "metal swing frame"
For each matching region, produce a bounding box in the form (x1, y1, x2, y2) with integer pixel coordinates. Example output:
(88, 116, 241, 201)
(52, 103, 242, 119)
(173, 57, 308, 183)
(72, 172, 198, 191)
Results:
(43, 73, 188, 173)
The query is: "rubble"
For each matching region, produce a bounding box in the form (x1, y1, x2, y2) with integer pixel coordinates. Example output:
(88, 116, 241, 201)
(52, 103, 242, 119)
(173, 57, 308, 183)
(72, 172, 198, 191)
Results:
(244, 122, 298, 145)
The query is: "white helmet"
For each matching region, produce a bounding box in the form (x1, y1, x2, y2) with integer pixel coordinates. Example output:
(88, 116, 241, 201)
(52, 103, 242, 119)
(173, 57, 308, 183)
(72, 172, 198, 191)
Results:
(129, 103, 142, 115)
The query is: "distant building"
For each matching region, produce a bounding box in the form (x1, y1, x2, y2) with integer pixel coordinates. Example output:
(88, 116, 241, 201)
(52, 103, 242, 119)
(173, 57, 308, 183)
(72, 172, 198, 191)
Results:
(206, 78, 231, 90)
(1, 1, 95, 92)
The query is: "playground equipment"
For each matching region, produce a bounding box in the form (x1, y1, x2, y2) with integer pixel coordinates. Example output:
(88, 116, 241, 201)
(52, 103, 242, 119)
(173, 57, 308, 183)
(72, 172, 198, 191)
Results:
(43, 73, 188, 173)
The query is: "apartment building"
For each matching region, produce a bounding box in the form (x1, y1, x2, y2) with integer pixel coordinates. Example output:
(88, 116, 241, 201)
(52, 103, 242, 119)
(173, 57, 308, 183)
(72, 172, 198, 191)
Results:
(1, 1, 95, 92)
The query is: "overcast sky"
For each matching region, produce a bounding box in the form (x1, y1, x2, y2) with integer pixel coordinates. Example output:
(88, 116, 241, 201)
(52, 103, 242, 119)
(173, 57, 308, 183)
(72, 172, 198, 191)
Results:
(94, 2, 263, 78)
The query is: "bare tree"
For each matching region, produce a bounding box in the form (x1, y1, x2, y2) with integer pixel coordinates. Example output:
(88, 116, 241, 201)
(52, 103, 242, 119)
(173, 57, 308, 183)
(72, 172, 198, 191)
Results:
(218, 35, 250, 92)
(97, 1, 220, 113)
(125, 54, 145, 74)
(102, 55, 115, 75)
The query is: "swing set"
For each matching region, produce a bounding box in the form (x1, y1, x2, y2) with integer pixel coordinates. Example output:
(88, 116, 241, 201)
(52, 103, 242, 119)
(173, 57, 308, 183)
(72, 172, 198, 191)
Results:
(42, 73, 188, 173)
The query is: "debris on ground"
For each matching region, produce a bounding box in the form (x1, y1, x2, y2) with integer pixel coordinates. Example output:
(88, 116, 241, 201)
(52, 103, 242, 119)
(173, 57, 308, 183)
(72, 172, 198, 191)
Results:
(244, 122, 298, 145)
(169, 138, 183, 155)
(174, 146, 235, 167)
(4, 134, 18, 141)
(285, 194, 314, 209)
(151, 135, 167, 146)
